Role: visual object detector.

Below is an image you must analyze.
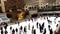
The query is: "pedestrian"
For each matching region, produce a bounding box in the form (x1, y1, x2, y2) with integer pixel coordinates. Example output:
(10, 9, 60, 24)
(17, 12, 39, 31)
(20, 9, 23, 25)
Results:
(12, 29, 15, 34)
(33, 29, 36, 34)
(36, 22, 38, 28)
(1, 27, 3, 34)
(24, 26, 27, 34)
(43, 28, 46, 34)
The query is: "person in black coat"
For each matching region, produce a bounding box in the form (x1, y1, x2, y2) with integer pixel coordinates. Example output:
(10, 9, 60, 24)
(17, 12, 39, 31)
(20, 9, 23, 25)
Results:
(24, 26, 27, 34)
(48, 25, 50, 30)
(10, 26, 12, 30)
(16, 28, 18, 32)
(50, 29, 53, 34)
(5, 30, 8, 34)
(33, 29, 36, 34)
(42, 23, 44, 30)
(36, 22, 38, 28)
(1, 27, 3, 34)
(39, 24, 42, 33)
(43, 28, 46, 34)
(20, 26, 23, 31)
(32, 26, 34, 34)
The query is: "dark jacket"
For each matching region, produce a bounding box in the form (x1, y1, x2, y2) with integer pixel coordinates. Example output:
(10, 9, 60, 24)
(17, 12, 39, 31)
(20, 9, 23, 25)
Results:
(34, 29, 36, 34)
(24, 27, 27, 32)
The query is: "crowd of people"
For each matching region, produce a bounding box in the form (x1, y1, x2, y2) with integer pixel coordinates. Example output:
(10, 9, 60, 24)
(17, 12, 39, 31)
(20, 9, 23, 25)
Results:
(0, 16, 60, 34)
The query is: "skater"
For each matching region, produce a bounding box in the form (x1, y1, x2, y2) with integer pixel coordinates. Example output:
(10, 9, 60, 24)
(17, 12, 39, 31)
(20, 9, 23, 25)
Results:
(28, 23, 30, 30)
(33, 29, 36, 34)
(39, 24, 42, 33)
(48, 25, 50, 30)
(20, 26, 23, 34)
(42, 22, 44, 30)
(12, 29, 15, 34)
(43, 28, 46, 34)
(10, 26, 12, 34)
(16, 28, 18, 34)
(1, 27, 3, 34)
(32, 26, 34, 34)
(50, 28, 53, 34)
(36, 22, 38, 28)
(5, 29, 8, 34)
(24, 26, 27, 34)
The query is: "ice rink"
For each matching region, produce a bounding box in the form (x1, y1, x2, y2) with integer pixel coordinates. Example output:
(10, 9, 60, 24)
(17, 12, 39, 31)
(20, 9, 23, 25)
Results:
(1, 16, 60, 34)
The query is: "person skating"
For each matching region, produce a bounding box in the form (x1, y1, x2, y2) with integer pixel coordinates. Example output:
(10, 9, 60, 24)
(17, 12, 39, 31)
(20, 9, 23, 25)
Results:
(16, 28, 18, 34)
(43, 28, 46, 34)
(32, 26, 34, 34)
(20, 26, 23, 34)
(33, 29, 36, 34)
(39, 24, 42, 33)
(50, 28, 53, 34)
(36, 22, 38, 28)
(24, 26, 27, 34)
(1, 27, 3, 34)
(28, 23, 30, 30)
(12, 29, 15, 34)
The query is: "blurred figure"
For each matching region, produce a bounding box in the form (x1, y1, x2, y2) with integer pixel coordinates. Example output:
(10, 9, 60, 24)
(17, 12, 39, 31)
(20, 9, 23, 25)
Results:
(5, 29, 8, 34)
(33, 29, 36, 34)
(10, 27, 12, 34)
(20, 26, 23, 34)
(12, 29, 15, 34)
(36, 22, 38, 28)
(43, 28, 46, 34)
(48, 25, 50, 30)
(56, 24, 58, 27)
(1, 27, 3, 34)
(24, 26, 27, 34)
(28, 23, 30, 30)
(16, 28, 18, 34)
(32, 26, 34, 34)
(50, 28, 53, 34)
(39, 24, 42, 33)
(42, 22, 44, 30)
